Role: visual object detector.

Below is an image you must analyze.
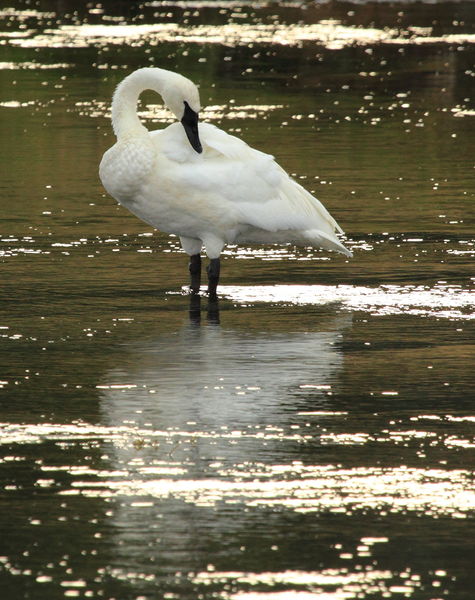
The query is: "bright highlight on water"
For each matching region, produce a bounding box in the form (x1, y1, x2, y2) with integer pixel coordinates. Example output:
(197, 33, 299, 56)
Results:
(1, 1, 475, 599)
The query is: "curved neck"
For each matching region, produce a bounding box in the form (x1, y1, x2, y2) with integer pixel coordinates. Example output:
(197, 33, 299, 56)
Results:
(110, 68, 170, 139)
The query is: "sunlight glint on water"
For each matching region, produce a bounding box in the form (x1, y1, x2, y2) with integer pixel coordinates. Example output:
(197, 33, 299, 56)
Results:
(220, 284, 475, 320)
(1, 0, 475, 599)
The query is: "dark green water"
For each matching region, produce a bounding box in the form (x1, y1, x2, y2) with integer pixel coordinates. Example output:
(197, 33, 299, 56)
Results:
(1, 1, 475, 599)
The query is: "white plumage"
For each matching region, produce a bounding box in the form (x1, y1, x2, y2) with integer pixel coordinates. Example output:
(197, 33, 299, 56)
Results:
(99, 67, 352, 296)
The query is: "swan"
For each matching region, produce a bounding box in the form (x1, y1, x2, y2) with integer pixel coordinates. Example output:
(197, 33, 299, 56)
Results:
(99, 67, 352, 299)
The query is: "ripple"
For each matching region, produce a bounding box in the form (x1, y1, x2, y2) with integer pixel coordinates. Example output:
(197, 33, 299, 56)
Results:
(2, 420, 474, 520)
(0, 61, 72, 70)
(8, 22, 395, 49)
(193, 567, 395, 600)
(75, 100, 283, 122)
(65, 465, 475, 518)
(0, 8, 55, 18)
(8, 19, 475, 50)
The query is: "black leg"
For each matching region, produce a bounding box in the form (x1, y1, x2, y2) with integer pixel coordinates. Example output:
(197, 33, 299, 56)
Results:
(189, 294, 201, 323)
(206, 258, 220, 300)
(189, 253, 201, 294)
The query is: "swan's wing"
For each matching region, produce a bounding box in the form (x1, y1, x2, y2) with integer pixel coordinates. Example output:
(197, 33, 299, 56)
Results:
(200, 124, 346, 236)
(154, 123, 350, 255)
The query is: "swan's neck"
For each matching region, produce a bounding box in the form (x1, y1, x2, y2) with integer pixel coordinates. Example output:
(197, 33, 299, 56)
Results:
(111, 68, 170, 139)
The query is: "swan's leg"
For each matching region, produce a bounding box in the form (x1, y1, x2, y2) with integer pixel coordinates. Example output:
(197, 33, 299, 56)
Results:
(189, 254, 201, 294)
(180, 236, 203, 294)
(207, 258, 220, 300)
(202, 234, 225, 300)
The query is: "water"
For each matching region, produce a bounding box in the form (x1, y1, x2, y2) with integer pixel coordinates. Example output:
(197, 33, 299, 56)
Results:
(1, 0, 475, 598)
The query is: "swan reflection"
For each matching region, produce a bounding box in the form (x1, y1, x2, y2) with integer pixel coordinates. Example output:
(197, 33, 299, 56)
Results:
(99, 310, 351, 465)
(93, 310, 351, 589)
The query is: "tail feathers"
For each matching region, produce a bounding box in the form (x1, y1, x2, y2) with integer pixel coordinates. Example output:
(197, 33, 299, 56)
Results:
(303, 229, 353, 257)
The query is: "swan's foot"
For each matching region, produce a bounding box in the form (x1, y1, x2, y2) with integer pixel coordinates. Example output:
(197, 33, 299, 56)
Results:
(207, 258, 220, 300)
(189, 253, 201, 294)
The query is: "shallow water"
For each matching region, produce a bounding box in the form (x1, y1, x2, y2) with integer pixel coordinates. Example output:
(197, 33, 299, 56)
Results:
(1, 0, 475, 599)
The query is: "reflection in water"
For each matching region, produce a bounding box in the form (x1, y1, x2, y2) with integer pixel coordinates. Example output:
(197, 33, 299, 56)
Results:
(88, 314, 357, 595)
(1, 306, 450, 599)
(1, 0, 475, 597)
(91, 312, 429, 599)
(99, 310, 349, 449)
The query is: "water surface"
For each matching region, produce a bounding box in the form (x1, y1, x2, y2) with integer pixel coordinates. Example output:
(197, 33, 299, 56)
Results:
(1, 1, 475, 599)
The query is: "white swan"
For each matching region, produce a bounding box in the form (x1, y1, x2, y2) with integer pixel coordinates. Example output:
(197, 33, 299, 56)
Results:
(99, 67, 352, 298)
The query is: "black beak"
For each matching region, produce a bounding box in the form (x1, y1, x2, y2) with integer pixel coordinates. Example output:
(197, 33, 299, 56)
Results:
(181, 101, 202, 154)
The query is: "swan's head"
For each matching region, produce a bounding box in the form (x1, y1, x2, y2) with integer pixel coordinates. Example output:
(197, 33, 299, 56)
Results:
(161, 76, 202, 154)
(111, 68, 203, 146)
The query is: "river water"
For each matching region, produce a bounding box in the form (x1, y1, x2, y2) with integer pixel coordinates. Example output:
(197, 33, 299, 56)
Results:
(1, 1, 475, 599)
